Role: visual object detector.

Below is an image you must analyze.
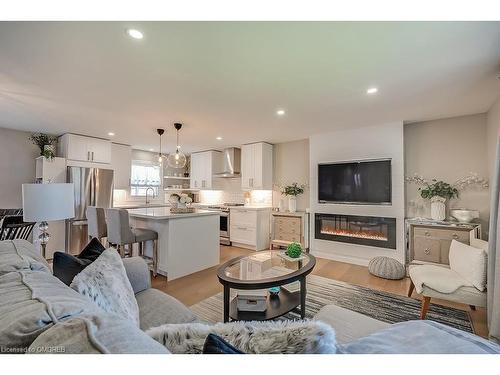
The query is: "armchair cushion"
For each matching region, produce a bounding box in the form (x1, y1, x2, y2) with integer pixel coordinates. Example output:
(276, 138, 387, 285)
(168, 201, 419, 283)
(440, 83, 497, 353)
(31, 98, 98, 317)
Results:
(449, 240, 487, 291)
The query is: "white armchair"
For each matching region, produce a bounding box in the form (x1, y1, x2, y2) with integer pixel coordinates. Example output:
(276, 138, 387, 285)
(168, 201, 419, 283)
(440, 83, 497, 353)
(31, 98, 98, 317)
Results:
(408, 239, 488, 319)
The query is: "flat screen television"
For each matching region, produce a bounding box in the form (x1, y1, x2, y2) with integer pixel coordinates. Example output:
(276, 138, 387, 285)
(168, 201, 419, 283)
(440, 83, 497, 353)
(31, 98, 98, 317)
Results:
(318, 159, 392, 204)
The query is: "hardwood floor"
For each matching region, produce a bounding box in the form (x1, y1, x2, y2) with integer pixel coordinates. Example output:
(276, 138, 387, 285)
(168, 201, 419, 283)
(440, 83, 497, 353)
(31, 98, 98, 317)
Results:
(151, 245, 488, 338)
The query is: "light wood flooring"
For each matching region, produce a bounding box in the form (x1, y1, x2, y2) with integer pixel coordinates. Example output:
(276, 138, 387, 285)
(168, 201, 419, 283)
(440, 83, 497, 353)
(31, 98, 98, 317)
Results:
(151, 245, 488, 338)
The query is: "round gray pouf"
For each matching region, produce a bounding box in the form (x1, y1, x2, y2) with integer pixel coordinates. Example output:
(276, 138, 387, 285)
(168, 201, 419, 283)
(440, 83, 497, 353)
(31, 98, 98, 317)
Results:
(368, 256, 405, 280)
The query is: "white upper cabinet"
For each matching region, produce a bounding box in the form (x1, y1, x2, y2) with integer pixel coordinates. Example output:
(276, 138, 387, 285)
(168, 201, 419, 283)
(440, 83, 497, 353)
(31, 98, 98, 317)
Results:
(58, 134, 112, 164)
(190, 150, 222, 189)
(241, 142, 273, 190)
(111, 143, 132, 189)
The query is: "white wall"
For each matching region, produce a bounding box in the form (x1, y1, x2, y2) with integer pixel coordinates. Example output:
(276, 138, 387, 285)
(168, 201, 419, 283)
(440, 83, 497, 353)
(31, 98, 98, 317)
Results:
(309, 122, 405, 266)
(0, 127, 39, 208)
(273, 139, 310, 211)
(487, 95, 500, 187)
(404, 114, 490, 236)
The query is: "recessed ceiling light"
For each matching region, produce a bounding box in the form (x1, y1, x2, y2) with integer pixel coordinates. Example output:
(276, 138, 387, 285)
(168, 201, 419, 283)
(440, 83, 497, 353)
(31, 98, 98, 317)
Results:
(108, 132, 115, 136)
(216, 136, 223, 140)
(149, 148, 154, 152)
(366, 87, 378, 94)
(126, 29, 144, 40)
(276, 109, 285, 116)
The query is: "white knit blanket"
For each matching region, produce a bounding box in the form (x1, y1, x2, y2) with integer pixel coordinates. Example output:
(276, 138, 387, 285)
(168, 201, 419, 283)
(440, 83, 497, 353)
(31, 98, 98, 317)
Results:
(409, 265, 472, 294)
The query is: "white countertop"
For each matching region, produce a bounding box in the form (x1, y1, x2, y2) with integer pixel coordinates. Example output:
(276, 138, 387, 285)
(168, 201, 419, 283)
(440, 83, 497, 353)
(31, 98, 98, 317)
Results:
(114, 203, 171, 209)
(128, 207, 220, 220)
(229, 205, 272, 211)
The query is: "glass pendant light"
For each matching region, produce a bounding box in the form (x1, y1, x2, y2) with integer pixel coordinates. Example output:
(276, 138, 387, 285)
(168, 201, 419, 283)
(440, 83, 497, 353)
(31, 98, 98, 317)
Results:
(157, 128, 165, 163)
(167, 123, 187, 168)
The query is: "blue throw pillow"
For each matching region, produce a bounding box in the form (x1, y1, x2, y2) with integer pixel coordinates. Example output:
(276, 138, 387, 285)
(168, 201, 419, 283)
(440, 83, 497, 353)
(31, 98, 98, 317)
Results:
(202, 334, 244, 354)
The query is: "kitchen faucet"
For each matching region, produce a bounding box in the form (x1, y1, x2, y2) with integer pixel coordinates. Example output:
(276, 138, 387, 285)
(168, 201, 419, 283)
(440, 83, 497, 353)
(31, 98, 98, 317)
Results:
(145, 187, 155, 205)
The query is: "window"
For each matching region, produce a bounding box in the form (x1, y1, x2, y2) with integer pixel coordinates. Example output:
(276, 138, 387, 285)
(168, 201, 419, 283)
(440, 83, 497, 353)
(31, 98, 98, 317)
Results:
(130, 160, 161, 197)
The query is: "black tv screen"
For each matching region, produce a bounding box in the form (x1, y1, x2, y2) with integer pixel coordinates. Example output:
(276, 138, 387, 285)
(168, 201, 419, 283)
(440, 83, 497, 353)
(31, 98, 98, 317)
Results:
(318, 160, 392, 204)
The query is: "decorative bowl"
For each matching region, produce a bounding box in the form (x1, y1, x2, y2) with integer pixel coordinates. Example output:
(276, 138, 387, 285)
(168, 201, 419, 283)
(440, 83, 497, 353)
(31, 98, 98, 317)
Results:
(450, 209, 479, 223)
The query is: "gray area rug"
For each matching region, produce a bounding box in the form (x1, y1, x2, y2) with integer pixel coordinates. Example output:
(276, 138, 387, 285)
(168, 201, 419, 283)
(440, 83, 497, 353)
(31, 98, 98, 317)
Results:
(191, 274, 474, 333)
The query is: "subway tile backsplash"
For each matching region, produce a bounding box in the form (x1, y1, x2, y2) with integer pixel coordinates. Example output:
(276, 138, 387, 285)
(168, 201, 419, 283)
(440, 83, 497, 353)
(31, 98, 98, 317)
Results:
(199, 189, 272, 205)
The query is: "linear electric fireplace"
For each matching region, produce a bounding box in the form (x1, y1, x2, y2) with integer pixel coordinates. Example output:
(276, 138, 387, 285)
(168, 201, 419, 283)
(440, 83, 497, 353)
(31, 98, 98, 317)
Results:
(315, 213, 396, 249)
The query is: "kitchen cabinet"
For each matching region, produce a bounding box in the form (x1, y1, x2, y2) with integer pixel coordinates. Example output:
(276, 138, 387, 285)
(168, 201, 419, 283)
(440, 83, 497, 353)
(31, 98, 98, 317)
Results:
(241, 142, 273, 190)
(230, 207, 271, 250)
(111, 143, 132, 189)
(189, 150, 222, 189)
(58, 133, 111, 164)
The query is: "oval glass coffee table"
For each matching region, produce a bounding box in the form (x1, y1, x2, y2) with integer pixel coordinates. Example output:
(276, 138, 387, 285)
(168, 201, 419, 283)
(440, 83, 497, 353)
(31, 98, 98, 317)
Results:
(217, 250, 316, 322)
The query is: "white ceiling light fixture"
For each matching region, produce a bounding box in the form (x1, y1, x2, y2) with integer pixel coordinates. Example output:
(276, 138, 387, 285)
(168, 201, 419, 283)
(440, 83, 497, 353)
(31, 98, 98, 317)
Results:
(276, 109, 286, 116)
(108, 132, 115, 136)
(167, 123, 187, 169)
(126, 29, 144, 40)
(366, 87, 378, 95)
(216, 136, 223, 140)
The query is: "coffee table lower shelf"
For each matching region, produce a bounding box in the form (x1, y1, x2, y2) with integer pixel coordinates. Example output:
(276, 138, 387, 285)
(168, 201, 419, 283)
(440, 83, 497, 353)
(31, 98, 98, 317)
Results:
(229, 289, 301, 321)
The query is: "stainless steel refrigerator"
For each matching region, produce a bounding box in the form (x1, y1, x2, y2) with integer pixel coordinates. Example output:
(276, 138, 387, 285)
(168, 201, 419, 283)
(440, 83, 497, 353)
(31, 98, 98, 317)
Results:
(66, 166, 114, 254)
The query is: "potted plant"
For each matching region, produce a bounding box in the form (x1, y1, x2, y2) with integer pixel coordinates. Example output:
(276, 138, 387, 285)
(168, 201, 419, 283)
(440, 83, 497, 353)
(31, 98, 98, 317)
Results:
(281, 183, 305, 213)
(30, 133, 58, 160)
(419, 180, 459, 221)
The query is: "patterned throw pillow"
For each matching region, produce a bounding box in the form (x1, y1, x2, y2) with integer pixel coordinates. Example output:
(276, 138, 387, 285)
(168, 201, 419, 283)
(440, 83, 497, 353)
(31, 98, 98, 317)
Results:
(70, 249, 140, 326)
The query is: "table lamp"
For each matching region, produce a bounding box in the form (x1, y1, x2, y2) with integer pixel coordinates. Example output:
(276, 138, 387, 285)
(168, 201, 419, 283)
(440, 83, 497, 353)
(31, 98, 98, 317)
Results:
(22, 183, 75, 258)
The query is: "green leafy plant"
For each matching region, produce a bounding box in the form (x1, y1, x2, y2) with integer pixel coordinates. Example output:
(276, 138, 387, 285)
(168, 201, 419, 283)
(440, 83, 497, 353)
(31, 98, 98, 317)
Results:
(41, 148, 55, 160)
(286, 242, 302, 258)
(29, 133, 57, 155)
(419, 180, 459, 200)
(281, 183, 305, 197)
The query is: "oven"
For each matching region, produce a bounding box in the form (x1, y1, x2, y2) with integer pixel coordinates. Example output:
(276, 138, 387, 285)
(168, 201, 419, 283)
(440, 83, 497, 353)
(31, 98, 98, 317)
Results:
(207, 205, 231, 245)
(219, 211, 230, 245)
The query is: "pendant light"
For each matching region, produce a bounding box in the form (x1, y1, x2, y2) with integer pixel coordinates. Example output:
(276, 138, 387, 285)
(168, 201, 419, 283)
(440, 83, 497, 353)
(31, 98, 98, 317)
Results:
(167, 123, 187, 168)
(157, 128, 165, 163)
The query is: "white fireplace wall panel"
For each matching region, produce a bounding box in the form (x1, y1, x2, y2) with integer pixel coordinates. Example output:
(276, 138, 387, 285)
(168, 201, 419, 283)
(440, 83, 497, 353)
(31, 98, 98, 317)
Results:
(309, 122, 405, 266)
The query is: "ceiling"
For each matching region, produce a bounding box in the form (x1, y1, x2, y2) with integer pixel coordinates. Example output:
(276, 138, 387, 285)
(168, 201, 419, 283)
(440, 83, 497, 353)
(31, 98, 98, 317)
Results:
(1, 21, 500, 153)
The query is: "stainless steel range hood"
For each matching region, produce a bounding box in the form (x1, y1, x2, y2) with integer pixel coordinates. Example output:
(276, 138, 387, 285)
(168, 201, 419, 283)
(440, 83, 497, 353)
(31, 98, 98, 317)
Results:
(213, 147, 241, 178)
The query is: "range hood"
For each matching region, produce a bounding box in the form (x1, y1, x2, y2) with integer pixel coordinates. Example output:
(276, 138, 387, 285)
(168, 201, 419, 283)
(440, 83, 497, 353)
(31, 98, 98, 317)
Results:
(213, 147, 241, 178)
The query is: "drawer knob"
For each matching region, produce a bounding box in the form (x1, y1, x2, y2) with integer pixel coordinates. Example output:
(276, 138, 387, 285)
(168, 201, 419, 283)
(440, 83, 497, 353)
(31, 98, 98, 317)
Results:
(424, 248, 431, 255)
(452, 234, 459, 239)
(425, 231, 430, 236)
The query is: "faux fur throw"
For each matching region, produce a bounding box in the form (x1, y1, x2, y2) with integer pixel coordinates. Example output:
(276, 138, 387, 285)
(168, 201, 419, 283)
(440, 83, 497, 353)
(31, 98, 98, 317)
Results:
(70, 248, 140, 326)
(146, 320, 337, 354)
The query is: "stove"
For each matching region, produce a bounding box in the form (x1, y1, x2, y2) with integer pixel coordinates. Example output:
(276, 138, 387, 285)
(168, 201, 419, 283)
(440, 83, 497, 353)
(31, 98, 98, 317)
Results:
(206, 203, 245, 245)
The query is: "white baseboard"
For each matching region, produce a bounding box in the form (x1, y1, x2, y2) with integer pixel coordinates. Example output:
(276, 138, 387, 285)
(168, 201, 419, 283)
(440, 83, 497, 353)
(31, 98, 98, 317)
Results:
(309, 249, 370, 267)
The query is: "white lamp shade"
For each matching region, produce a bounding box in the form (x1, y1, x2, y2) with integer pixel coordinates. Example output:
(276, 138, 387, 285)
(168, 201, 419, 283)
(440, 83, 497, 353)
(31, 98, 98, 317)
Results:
(22, 183, 75, 222)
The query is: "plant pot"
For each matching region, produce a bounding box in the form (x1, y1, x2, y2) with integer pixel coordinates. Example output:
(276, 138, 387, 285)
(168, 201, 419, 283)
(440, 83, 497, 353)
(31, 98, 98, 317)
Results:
(430, 196, 446, 221)
(288, 196, 297, 213)
(43, 145, 56, 160)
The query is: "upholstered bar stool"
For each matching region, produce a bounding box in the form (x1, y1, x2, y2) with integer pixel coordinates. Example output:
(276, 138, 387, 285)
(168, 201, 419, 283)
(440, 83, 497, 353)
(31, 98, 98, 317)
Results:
(86, 206, 108, 245)
(105, 208, 159, 276)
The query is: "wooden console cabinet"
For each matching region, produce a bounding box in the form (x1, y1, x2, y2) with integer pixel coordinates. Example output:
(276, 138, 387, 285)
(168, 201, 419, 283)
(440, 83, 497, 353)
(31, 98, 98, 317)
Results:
(270, 211, 309, 251)
(406, 219, 481, 266)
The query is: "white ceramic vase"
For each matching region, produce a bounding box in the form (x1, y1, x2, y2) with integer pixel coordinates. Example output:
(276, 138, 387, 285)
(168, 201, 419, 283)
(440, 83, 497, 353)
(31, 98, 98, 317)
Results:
(278, 198, 286, 212)
(430, 196, 446, 221)
(288, 196, 297, 213)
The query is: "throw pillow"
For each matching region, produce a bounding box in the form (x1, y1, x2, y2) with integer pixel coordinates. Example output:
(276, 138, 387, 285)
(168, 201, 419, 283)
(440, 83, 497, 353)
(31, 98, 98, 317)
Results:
(202, 333, 244, 354)
(70, 248, 140, 327)
(53, 237, 106, 285)
(449, 240, 487, 291)
(146, 320, 337, 354)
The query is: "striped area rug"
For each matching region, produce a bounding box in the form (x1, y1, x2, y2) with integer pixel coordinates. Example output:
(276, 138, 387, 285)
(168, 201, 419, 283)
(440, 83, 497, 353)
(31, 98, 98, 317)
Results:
(190, 274, 474, 333)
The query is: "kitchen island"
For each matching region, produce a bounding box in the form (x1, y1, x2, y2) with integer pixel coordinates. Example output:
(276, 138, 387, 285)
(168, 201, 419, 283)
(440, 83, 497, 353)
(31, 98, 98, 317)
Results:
(128, 207, 220, 280)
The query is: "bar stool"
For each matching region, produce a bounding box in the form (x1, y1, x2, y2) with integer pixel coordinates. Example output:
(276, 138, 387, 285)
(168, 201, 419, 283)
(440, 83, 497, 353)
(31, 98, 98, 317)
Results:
(86, 206, 108, 245)
(105, 208, 158, 276)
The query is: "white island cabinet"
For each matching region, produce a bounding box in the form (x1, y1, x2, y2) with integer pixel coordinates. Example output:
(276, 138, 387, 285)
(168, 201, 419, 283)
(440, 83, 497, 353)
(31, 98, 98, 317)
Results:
(128, 207, 220, 280)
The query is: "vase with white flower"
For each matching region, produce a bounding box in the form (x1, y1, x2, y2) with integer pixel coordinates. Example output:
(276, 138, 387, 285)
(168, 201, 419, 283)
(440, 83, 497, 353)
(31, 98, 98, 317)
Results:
(281, 183, 305, 213)
(419, 180, 458, 221)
